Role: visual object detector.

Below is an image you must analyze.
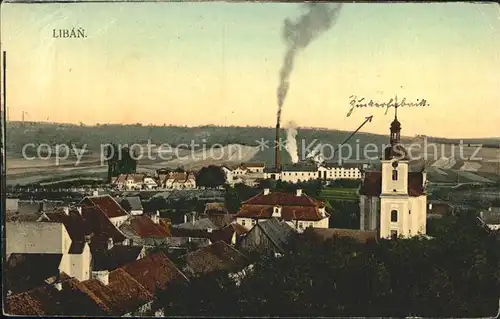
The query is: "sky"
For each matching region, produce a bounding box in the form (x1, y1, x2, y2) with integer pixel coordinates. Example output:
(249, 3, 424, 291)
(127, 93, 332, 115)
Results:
(1, 1, 500, 138)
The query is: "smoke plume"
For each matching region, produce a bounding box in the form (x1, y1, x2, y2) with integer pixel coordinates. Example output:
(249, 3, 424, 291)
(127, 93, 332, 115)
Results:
(285, 121, 299, 164)
(276, 3, 343, 124)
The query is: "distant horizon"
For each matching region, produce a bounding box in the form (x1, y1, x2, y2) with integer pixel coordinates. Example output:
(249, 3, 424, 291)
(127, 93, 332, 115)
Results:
(2, 2, 500, 138)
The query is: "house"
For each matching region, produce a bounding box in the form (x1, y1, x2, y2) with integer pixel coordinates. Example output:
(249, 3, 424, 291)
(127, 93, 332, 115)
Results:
(111, 174, 145, 190)
(280, 163, 319, 183)
(92, 245, 146, 272)
(118, 213, 172, 247)
(232, 164, 248, 176)
(5, 277, 111, 316)
(221, 166, 234, 185)
(202, 202, 234, 228)
(318, 162, 363, 181)
(120, 196, 144, 215)
(263, 167, 281, 181)
(175, 241, 250, 279)
(242, 162, 266, 174)
(43, 204, 127, 253)
(427, 201, 454, 219)
(80, 268, 154, 316)
(160, 172, 197, 189)
(6, 220, 92, 283)
(479, 207, 500, 230)
(239, 218, 295, 257)
(358, 108, 427, 240)
(121, 251, 189, 294)
(143, 176, 158, 190)
(303, 227, 378, 244)
(81, 195, 130, 228)
(234, 188, 330, 233)
(175, 217, 218, 232)
(211, 222, 249, 246)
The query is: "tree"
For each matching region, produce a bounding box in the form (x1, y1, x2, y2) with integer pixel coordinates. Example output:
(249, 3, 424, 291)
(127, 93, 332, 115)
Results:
(195, 165, 226, 188)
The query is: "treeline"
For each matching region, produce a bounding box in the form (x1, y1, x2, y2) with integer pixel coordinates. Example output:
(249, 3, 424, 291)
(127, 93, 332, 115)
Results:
(6, 122, 395, 155)
(159, 212, 500, 317)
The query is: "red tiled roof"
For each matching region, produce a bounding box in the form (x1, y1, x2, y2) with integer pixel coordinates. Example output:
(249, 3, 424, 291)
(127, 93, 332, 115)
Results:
(5, 278, 110, 316)
(305, 227, 378, 244)
(359, 171, 425, 197)
(235, 204, 327, 221)
(242, 191, 324, 207)
(81, 268, 153, 316)
(178, 241, 250, 278)
(82, 195, 129, 218)
(128, 216, 171, 238)
(204, 202, 229, 215)
(121, 252, 188, 294)
(210, 223, 249, 244)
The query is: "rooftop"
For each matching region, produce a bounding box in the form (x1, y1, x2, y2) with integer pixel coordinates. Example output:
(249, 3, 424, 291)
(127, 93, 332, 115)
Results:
(304, 227, 378, 244)
(176, 241, 250, 278)
(81, 268, 153, 316)
(81, 195, 129, 219)
(121, 252, 188, 294)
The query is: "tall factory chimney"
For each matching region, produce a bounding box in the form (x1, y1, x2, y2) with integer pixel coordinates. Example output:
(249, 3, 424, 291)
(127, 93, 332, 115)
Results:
(275, 123, 281, 170)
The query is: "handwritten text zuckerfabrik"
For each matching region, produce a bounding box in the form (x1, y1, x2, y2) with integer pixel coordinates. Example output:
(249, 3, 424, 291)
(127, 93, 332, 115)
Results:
(346, 95, 430, 117)
(53, 28, 87, 39)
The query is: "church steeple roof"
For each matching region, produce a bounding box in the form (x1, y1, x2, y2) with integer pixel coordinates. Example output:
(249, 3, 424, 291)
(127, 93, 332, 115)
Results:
(384, 102, 408, 160)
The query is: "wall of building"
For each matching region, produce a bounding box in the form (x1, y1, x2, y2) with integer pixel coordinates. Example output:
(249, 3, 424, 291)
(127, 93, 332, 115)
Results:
(280, 171, 318, 183)
(381, 160, 409, 195)
(110, 215, 129, 228)
(6, 222, 71, 254)
(59, 243, 91, 281)
(318, 167, 362, 180)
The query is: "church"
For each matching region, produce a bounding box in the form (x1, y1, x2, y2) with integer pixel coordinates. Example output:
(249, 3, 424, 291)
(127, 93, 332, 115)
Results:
(358, 107, 427, 239)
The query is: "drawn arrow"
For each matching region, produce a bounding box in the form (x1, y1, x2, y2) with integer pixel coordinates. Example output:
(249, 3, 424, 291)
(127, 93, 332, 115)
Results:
(338, 115, 374, 148)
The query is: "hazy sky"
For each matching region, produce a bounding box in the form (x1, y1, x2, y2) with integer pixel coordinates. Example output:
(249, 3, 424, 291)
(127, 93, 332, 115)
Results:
(1, 1, 500, 138)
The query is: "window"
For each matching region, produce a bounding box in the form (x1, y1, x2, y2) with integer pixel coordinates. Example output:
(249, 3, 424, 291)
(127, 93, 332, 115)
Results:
(298, 222, 303, 229)
(392, 169, 398, 181)
(391, 210, 398, 222)
(242, 220, 246, 226)
(252, 219, 256, 226)
(390, 230, 398, 240)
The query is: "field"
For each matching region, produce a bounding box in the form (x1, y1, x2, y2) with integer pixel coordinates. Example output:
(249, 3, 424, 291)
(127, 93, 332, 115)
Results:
(5, 122, 500, 186)
(320, 188, 359, 202)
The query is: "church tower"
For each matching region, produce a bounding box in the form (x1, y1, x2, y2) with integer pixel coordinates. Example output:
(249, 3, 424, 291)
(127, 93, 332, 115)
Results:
(379, 105, 412, 239)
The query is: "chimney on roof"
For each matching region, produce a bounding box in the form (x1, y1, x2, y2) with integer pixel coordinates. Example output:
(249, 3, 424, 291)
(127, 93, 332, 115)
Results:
(52, 272, 63, 291)
(107, 237, 113, 250)
(296, 189, 303, 197)
(53, 281, 63, 291)
(91, 270, 109, 286)
(264, 188, 270, 196)
(151, 211, 160, 224)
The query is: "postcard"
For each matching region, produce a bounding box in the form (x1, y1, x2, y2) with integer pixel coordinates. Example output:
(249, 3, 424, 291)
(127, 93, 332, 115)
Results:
(1, 1, 500, 317)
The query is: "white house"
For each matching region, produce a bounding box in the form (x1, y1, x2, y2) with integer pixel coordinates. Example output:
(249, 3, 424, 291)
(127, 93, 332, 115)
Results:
(161, 172, 196, 189)
(143, 177, 158, 190)
(358, 109, 427, 239)
(232, 165, 248, 176)
(280, 164, 319, 183)
(234, 188, 330, 233)
(221, 166, 234, 185)
(242, 163, 265, 174)
(6, 221, 91, 282)
(111, 174, 145, 190)
(318, 162, 363, 181)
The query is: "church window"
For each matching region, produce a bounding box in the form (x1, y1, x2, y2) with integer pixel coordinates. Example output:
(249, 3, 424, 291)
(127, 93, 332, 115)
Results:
(391, 210, 398, 222)
(392, 169, 398, 181)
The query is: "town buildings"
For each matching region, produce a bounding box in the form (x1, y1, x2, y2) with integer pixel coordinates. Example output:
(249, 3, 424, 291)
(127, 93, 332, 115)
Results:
(234, 188, 330, 233)
(358, 108, 427, 239)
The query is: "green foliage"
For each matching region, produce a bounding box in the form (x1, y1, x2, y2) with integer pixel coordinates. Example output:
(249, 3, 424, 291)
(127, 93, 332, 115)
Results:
(195, 165, 226, 188)
(106, 144, 138, 181)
